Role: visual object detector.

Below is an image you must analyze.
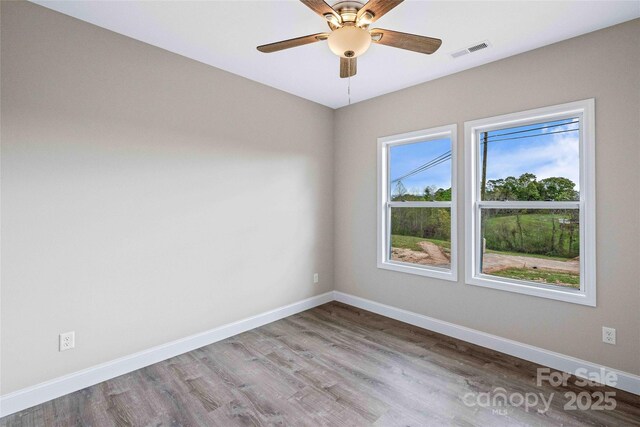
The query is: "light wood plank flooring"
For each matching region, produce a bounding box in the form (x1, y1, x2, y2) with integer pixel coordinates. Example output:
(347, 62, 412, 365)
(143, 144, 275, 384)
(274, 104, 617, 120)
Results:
(2, 302, 639, 426)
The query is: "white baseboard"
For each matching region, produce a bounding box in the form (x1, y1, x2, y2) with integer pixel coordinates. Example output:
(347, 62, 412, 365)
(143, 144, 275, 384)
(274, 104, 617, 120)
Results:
(0, 292, 334, 418)
(333, 291, 640, 396)
(3, 290, 638, 418)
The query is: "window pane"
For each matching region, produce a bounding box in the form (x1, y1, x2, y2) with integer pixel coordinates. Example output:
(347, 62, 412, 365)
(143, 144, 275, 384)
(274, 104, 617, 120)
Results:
(479, 118, 580, 201)
(480, 208, 580, 288)
(390, 207, 451, 269)
(389, 138, 451, 201)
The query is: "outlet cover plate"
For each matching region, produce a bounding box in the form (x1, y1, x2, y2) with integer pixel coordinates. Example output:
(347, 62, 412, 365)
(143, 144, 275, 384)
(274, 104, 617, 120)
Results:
(59, 331, 75, 351)
(602, 327, 616, 345)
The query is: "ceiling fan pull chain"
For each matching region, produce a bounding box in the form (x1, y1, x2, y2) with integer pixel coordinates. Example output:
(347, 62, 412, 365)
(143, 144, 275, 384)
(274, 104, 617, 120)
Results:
(348, 60, 351, 105)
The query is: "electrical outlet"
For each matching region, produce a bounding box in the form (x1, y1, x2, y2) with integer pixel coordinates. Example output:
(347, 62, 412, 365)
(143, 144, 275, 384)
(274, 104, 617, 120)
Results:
(602, 327, 616, 345)
(59, 331, 75, 351)
(313, 273, 319, 284)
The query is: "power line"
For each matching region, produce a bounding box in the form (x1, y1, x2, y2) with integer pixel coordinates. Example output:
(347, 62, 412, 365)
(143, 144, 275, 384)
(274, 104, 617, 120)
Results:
(482, 127, 578, 144)
(391, 151, 451, 183)
(389, 123, 579, 186)
(485, 120, 578, 140)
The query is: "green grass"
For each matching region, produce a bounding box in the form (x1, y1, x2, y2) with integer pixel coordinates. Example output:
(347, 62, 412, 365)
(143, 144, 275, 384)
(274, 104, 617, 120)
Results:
(391, 235, 451, 251)
(491, 268, 580, 288)
(485, 249, 572, 261)
(391, 235, 423, 251)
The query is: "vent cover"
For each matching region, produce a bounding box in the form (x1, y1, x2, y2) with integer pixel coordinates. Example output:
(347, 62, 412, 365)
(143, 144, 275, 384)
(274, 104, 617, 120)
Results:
(451, 40, 491, 59)
(468, 42, 488, 52)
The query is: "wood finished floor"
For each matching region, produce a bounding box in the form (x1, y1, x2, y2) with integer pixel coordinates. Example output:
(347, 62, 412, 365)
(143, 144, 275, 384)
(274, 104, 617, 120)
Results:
(2, 302, 639, 426)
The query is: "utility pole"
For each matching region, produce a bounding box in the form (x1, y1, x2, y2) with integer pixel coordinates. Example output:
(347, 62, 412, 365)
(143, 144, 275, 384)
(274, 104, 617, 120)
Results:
(394, 181, 407, 201)
(479, 131, 489, 272)
(481, 131, 488, 200)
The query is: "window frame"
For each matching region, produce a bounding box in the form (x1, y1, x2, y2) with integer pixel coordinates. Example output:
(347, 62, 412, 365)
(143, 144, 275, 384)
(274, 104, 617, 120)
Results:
(377, 124, 458, 281)
(464, 99, 596, 306)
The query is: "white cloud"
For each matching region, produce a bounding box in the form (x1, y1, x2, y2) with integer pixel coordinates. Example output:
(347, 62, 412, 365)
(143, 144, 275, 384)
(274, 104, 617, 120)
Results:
(486, 129, 580, 188)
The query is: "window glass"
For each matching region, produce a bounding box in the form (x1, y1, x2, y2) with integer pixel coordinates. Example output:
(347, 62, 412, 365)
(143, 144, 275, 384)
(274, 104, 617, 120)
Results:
(390, 207, 451, 269)
(389, 138, 452, 201)
(480, 208, 579, 289)
(479, 118, 580, 201)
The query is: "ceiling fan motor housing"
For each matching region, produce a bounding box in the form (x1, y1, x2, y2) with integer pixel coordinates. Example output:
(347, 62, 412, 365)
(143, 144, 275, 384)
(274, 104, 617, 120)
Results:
(331, 1, 365, 22)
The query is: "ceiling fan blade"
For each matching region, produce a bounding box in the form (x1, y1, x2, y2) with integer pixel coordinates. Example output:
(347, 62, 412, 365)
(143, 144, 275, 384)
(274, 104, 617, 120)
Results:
(370, 28, 442, 54)
(300, 0, 341, 23)
(357, 0, 403, 24)
(340, 57, 357, 78)
(257, 33, 329, 53)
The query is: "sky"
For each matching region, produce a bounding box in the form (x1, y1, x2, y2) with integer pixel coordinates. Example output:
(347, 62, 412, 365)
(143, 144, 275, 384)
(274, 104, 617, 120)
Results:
(482, 117, 580, 189)
(390, 138, 451, 196)
(389, 118, 580, 197)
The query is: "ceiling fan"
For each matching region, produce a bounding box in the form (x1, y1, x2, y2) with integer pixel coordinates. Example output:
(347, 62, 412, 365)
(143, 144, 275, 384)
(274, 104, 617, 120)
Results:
(257, 0, 442, 78)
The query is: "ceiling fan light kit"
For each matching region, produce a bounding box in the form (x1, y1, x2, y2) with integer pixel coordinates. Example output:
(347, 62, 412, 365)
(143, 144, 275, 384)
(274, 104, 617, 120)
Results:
(328, 26, 371, 58)
(257, 0, 442, 78)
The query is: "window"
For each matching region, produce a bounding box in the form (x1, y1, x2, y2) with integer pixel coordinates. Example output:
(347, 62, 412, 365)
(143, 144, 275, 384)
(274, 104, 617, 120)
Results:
(464, 100, 595, 305)
(377, 125, 457, 281)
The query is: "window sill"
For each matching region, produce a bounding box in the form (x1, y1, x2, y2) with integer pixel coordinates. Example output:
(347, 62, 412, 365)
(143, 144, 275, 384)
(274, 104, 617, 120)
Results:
(378, 260, 458, 282)
(466, 274, 595, 306)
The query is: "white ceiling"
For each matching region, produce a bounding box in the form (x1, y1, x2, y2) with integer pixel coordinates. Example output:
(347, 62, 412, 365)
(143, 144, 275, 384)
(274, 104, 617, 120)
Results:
(32, 1, 639, 109)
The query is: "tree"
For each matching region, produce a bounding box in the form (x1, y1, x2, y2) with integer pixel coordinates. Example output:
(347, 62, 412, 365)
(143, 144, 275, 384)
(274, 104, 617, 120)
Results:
(485, 179, 505, 200)
(484, 173, 577, 202)
(537, 177, 579, 201)
(516, 173, 541, 201)
(423, 185, 437, 201)
(501, 176, 520, 200)
(434, 188, 451, 201)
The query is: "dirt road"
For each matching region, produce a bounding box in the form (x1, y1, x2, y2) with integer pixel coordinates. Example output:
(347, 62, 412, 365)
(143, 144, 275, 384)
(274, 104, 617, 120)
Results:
(481, 253, 579, 274)
(391, 241, 450, 267)
(390, 241, 578, 276)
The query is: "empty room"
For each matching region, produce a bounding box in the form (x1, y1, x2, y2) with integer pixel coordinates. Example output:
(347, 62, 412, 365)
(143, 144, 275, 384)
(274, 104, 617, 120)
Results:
(1, 0, 639, 425)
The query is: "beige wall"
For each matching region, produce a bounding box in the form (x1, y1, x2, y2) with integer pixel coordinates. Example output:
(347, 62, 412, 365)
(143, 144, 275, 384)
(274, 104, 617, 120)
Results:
(334, 19, 640, 375)
(1, 2, 334, 394)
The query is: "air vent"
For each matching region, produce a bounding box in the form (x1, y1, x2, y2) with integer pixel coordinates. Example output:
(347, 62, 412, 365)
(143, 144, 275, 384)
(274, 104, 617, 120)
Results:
(451, 40, 491, 59)
(468, 42, 488, 52)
